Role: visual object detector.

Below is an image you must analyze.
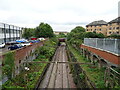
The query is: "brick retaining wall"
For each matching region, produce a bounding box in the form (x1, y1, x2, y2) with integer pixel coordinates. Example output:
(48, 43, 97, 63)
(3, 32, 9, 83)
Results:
(0, 41, 45, 66)
(81, 44, 120, 66)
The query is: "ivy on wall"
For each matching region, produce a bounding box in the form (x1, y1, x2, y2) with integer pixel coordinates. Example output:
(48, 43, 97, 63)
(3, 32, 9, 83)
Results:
(2, 51, 15, 79)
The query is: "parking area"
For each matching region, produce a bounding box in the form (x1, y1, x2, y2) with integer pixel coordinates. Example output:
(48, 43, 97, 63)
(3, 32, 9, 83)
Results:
(0, 38, 45, 56)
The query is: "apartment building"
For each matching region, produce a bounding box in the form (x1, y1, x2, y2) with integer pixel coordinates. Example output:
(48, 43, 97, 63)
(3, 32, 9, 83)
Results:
(0, 23, 22, 44)
(86, 17, 120, 36)
(86, 20, 108, 35)
(107, 17, 120, 36)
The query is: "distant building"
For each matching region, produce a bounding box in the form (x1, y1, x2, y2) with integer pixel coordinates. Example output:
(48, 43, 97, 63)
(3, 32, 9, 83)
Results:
(86, 17, 120, 36)
(86, 20, 108, 35)
(107, 17, 120, 36)
(54, 31, 68, 35)
(0, 23, 22, 44)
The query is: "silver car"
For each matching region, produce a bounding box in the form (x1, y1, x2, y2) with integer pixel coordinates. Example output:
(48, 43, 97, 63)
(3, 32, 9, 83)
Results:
(0, 43, 5, 48)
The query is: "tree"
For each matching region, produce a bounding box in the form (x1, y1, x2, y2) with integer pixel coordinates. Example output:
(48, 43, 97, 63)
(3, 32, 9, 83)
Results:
(67, 26, 85, 41)
(56, 32, 66, 38)
(34, 23, 54, 38)
(71, 26, 85, 33)
(67, 26, 85, 46)
(82, 32, 105, 38)
(108, 34, 120, 39)
(67, 26, 105, 47)
(22, 28, 35, 39)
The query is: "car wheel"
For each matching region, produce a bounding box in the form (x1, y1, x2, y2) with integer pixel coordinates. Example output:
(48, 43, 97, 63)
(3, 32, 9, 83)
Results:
(8, 48, 11, 50)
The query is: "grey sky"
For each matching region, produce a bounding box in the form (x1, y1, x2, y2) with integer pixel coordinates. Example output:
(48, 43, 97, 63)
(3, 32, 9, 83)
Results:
(0, 0, 119, 32)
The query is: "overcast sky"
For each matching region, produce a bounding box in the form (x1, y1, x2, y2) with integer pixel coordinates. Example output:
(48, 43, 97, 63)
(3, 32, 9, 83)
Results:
(0, 0, 119, 32)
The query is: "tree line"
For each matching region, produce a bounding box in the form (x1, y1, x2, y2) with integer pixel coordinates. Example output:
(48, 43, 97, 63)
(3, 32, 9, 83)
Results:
(22, 22, 55, 39)
(67, 26, 120, 47)
(22, 23, 120, 41)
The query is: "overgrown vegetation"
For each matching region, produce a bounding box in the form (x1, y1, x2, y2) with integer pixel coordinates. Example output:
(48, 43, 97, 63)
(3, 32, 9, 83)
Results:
(67, 44, 106, 88)
(2, 52, 15, 79)
(107, 34, 120, 39)
(67, 25, 120, 88)
(2, 38, 58, 89)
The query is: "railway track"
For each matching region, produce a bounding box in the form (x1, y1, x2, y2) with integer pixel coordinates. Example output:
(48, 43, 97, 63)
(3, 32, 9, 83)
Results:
(38, 45, 76, 88)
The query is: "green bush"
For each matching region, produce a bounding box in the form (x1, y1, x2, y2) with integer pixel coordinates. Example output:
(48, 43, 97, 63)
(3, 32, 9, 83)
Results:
(2, 52, 15, 79)
(79, 73, 85, 79)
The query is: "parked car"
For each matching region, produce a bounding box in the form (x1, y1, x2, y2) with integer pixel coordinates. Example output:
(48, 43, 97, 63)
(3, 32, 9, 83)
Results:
(6, 41, 18, 45)
(29, 40, 40, 44)
(8, 44, 23, 50)
(0, 43, 5, 48)
(21, 42, 31, 47)
(16, 39, 28, 43)
(38, 37, 45, 41)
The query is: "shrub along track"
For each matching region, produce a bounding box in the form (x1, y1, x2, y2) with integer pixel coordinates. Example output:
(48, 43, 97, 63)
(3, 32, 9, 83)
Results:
(37, 45, 76, 88)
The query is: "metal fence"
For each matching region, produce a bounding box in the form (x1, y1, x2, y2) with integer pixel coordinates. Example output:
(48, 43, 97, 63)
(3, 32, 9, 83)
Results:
(84, 38, 120, 55)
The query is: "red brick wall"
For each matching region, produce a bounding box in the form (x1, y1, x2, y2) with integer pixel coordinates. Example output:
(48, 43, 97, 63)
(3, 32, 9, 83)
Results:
(81, 44, 120, 66)
(0, 41, 45, 66)
(14, 41, 44, 66)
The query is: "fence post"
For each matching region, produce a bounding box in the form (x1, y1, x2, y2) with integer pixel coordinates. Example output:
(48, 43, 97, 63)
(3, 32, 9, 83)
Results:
(96, 38, 97, 48)
(114, 39, 117, 53)
(103, 38, 105, 50)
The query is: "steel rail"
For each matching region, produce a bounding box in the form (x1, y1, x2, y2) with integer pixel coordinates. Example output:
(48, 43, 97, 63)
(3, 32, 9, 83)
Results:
(23, 61, 93, 65)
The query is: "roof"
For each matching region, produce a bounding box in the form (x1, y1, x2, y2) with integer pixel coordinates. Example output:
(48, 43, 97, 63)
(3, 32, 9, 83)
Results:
(86, 20, 107, 26)
(108, 17, 120, 24)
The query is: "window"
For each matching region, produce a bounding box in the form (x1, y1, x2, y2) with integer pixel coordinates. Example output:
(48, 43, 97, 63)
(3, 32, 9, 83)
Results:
(116, 27, 119, 29)
(0, 28, 2, 33)
(99, 29, 101, 31)
(116, 32, 119, 34)
(113, 27, 115, 29)
(117, 23, 119, 25)
(109, 27, 112, 30)
(6, 29, 9, 33)
(109, 32, 111, 34)
(109, 24, 112, 26)
(10, 29, 13, 33)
